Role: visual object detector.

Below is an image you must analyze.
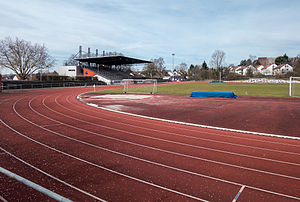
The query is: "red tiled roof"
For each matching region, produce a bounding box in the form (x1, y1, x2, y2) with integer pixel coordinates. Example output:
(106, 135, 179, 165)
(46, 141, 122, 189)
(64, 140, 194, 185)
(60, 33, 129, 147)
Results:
(273, 64, 284, 70)
(262, 64, 273, 70)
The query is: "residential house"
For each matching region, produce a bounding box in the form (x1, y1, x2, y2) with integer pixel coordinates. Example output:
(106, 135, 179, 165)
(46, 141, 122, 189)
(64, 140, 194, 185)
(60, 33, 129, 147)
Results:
(243, 65, 258, 75)
(273, 64, 293, 75)
(229, 66, 239, 74)
(261, 64, 277, 76)
(234, 66, 245, 75)
(255, 65, 264, 74)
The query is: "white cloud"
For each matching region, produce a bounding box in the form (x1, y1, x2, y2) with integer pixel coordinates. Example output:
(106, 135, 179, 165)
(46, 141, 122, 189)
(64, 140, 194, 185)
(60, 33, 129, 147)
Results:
(1, 0, 300, 70)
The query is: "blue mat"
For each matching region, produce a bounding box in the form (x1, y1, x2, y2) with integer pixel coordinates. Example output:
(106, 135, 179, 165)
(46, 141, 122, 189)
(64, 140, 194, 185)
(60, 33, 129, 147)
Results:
(191, 91, 237, 98)
(210, 80, 224, 83)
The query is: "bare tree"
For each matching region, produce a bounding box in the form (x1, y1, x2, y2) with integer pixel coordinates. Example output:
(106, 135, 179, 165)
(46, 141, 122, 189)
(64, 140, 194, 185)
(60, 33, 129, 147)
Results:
(0, 37, 55, 80)
(210, 50, 226, 69)
(143, 57, 165, 78)
(64, 54, 79, 66)
(175, 62, 187, 75)
(249, 54, 257, 63)
(294, 54, 300, 76)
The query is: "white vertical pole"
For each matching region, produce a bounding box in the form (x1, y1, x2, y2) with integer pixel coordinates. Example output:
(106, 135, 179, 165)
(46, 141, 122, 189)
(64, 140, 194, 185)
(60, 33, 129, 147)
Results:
(289, 77, 292, 97)
(172, 53, 175, 70)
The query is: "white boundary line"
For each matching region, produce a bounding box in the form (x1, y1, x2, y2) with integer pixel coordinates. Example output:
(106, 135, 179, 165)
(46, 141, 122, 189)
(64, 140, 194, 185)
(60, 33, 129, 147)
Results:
(26, 96, 300, 200)
(70, 96, 300, 149)
(76, 93, 300, 141)
(37, 95, 300, 181)
(6, 95, 300, 201)
(40, 96, 300, 172)
(0, 117, 208, 201)
(51, 97, 300, 166)
(61, 96, 300, 156)
(0, 167, 72, 202)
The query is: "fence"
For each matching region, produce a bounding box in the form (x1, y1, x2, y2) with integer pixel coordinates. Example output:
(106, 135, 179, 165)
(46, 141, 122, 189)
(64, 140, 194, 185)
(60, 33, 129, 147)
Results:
(1, 81, 106, 91)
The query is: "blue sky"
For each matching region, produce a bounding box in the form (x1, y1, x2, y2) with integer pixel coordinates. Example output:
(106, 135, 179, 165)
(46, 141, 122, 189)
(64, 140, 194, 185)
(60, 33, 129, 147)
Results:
(1, 0, 300, 73)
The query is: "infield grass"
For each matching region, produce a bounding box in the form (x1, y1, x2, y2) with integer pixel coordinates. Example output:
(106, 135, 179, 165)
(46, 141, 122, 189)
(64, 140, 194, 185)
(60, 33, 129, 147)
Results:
(95, 82, 290, 97)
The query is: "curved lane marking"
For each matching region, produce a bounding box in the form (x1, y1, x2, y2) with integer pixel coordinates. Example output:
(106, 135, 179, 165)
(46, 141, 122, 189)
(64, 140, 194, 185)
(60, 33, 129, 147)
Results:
(10, 98, 210, 202)
(24, 95, 300, 200)
(56, 96, 300, 157)
(86, 101, 300, 141)
(76, 92, 300, 147)
(72, 95, 300, 148)
(37, 96, 300, 179)
(42, 96, 300, 167)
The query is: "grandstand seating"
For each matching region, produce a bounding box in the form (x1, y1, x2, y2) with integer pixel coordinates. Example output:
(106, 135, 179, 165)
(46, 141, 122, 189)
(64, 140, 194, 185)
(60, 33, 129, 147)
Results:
(85, 67, 133, 81)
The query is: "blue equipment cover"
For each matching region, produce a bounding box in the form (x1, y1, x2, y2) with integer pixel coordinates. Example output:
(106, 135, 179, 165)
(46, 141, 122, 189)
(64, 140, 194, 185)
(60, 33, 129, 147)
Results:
(210, 80, 224, 83)
(190, 91, 237, 98)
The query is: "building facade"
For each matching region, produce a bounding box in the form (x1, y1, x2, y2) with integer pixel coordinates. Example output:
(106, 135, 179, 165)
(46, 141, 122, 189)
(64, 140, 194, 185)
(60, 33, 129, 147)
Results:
(58, 66, 82, 77)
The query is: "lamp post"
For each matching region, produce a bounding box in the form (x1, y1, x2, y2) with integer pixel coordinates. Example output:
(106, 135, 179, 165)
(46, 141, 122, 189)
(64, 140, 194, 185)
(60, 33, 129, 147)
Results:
(172, 53, 175, 70)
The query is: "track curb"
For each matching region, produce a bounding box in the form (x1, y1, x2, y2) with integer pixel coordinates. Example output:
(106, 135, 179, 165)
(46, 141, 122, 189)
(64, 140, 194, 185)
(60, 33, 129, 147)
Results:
(77, 92, 300, 141)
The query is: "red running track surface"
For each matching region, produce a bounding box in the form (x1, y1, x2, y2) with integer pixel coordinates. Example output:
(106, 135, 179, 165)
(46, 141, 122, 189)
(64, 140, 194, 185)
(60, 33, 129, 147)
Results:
(80, 93, 300, 138)
(0, 86, 299, 201)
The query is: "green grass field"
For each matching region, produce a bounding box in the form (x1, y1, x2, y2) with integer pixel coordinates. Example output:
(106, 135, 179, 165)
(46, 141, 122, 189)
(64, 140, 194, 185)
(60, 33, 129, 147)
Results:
(95, 82, 290, 97)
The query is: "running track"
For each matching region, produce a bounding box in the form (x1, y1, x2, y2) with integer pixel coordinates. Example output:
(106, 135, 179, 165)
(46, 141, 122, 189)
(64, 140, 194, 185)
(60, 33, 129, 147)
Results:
(0, 86, 299, 201)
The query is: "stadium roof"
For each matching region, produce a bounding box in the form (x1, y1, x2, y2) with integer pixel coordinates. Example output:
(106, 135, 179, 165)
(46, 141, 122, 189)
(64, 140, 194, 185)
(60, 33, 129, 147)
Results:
(75, 55, 151, 65)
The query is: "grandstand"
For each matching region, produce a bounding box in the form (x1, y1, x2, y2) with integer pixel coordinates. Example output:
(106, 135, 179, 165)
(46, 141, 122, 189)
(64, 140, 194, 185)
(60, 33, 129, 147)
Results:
(73, 48, 151, 84)
(82, 66, 134, 84)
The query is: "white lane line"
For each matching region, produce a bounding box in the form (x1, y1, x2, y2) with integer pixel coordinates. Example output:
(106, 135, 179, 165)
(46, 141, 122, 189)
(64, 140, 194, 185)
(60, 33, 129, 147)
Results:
(29, 98, 244, 186)
(44, 96, 300, 167)
(232, 185, 246, 202)
(25, 96, 300, 200)
(74, 94, 300, 148)
(58, 96, 300, 157)
(8, 92, 300, 201)
(86, 101, 300, 141)
(0, 146, 106, 202)
(0, 119, 208, 202)
(0, 195, 8, 202)
(42, 123, 62, 127)
(0, 167, 72, 202)
(33, 97, 300, 180)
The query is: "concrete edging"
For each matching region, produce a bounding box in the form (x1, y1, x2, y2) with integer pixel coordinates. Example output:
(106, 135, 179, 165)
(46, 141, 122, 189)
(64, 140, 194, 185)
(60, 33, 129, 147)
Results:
(77, 92, 300, 141)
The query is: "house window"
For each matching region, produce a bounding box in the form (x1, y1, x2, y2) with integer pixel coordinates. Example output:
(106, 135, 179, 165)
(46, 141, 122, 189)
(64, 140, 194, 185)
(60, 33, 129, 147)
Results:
(68, 69, 75, 71)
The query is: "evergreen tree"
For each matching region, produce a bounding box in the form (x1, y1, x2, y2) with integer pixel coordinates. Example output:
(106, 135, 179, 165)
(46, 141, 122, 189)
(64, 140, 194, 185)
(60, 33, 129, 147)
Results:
(275, 54, 289, 65)
(201, 61, 208, 70)
(239, 60, 247, 66)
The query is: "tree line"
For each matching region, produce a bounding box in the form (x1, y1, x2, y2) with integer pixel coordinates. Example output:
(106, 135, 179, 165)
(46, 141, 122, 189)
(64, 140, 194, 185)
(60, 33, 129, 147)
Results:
(143, 50, 300, 80)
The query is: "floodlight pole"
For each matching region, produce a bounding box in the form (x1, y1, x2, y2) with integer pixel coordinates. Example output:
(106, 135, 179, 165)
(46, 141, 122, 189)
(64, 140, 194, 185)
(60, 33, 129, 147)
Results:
(172, 53, 175, 70)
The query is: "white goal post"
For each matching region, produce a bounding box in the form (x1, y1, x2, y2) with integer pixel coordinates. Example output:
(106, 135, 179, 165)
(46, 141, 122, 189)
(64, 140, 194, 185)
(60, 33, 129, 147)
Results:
(289, 77, 300, 97)
(122, 79, 157, 94)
